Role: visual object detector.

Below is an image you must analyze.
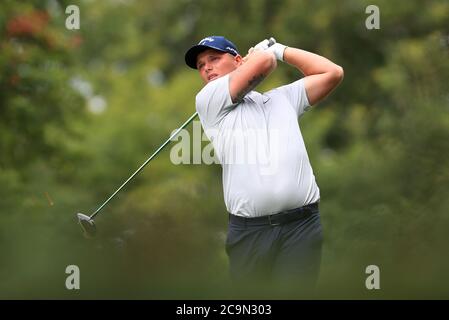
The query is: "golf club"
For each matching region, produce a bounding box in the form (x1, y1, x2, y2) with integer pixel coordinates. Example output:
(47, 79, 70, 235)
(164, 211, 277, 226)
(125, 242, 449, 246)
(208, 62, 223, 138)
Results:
(77, 112, 198, 238)
(76, 37, 277, 238)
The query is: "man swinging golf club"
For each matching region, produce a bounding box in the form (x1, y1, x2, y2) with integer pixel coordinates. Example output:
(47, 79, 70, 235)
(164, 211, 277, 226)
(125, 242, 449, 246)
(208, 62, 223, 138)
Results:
(184, 36, 343, 294)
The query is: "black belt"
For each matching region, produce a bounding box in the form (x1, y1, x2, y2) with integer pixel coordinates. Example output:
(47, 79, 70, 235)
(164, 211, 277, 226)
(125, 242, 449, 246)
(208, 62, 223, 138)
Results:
(229, 202, 319, 227)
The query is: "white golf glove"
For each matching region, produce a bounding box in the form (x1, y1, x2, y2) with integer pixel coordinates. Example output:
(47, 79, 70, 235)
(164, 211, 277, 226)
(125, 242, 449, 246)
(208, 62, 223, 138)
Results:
(253, 38, 272, 50)
(266, 43, 287, 61)
(253, 38, 287, 61)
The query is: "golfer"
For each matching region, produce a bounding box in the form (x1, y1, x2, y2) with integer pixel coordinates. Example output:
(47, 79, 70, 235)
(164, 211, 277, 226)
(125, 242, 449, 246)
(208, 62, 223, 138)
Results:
(185, 36, 343, 294)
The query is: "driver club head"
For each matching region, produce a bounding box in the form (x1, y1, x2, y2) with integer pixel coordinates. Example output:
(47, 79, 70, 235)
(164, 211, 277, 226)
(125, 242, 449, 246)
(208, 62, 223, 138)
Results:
(77, 213, 97, 238)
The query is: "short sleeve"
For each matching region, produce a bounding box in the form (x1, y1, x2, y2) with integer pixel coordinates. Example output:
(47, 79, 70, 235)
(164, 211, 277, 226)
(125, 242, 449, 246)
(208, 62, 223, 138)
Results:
(273, 78, 311, 117)
(195, 74, 235, 128)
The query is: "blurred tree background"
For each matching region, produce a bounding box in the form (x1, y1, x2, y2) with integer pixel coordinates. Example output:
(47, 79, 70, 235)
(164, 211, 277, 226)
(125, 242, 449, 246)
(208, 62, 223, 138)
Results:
(0, 0, 448, 299)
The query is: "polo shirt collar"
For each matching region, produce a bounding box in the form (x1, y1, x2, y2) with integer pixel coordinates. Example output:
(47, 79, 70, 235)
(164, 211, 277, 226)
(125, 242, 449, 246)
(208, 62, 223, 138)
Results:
(246, 91, 270, 104)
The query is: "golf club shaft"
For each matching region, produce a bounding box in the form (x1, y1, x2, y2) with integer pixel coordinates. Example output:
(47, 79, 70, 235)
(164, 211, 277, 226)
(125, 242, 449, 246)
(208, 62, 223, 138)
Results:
(90, 111, 198, 219)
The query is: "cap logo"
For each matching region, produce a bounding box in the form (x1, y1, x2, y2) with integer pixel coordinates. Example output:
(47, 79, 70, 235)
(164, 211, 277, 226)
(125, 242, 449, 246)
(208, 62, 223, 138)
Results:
(226, 46, 238, 55)
(199, 37, 214, 45)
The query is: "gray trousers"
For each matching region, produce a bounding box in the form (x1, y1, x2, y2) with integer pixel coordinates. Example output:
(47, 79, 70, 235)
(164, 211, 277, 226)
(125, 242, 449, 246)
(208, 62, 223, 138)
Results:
(225, 207, 323, 296)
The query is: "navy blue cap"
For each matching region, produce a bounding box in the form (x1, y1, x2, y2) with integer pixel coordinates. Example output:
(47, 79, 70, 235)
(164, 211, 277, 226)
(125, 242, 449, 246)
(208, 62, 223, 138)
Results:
(185, 36, 239, 69)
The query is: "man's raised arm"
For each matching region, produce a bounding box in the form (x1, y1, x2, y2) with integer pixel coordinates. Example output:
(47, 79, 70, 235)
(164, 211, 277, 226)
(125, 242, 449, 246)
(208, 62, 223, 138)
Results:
(229, 50, 277, 103)
(283, 47, 344, 106)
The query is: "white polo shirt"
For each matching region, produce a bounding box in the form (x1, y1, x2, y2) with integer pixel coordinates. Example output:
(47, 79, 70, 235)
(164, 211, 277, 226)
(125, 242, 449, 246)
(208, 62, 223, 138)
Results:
(196, 74, 320, 217)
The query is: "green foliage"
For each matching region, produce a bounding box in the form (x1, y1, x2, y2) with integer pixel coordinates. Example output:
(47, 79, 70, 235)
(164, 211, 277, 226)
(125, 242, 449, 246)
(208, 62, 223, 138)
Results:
(0, 0, 448, 299)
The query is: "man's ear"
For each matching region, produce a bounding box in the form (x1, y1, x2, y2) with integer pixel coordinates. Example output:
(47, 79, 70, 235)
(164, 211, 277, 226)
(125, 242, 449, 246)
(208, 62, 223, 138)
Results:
(234, 54, 243, 66)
